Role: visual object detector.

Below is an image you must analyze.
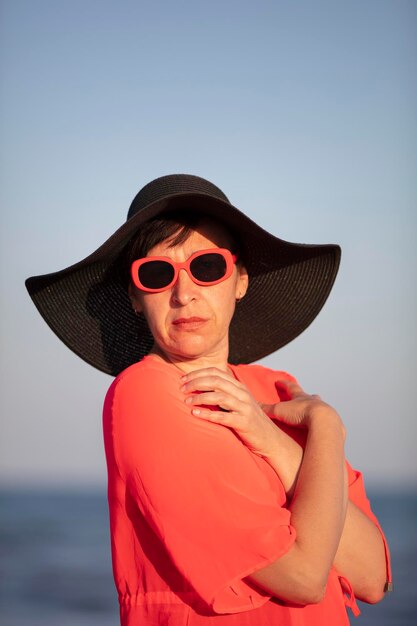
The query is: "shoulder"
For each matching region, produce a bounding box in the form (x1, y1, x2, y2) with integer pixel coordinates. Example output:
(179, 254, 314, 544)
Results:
(103, 358, 193, 476)
(103, 359, 267, 480)
(230, 363, 297, 400)
(105, 356, 181, 407)
(103, 357, 186, 443)
(117, 355, 180, 388)
(232, 362, 296, 383)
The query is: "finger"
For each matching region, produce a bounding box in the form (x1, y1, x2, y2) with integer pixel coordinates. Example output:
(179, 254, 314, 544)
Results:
(274, 378, 306, 400)
(190, 406, 240, 426)
(259, 402, 275, 416)
(181, 374, 246, 398)
(185, 390, 241, 412)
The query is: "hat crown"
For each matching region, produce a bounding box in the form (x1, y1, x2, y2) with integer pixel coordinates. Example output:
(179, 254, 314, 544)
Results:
(127, 174, 230, 220)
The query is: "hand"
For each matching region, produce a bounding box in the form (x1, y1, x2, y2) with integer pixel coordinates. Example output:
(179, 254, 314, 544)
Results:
(262, 378, 344, 436)
(180, 367, 281, 458)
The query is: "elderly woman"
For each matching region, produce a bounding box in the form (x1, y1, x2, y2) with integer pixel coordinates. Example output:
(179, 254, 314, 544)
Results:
(26, 174, 391, 625)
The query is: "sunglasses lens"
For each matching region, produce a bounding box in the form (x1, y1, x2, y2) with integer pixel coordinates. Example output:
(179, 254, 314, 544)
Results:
(190, 253, 227, 283)
(138, 260, 175, 290)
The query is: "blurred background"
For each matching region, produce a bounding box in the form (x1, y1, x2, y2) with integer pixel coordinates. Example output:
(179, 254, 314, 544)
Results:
(1, 1, 416, 624)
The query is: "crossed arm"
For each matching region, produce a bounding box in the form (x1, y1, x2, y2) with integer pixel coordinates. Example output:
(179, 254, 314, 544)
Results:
(180, 369, 388, 606)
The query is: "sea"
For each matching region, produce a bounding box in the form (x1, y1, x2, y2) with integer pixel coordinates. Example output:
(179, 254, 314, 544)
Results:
(0, 488, 416, 626)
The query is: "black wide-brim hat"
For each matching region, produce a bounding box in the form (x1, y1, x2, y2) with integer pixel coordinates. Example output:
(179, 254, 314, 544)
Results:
(26, 174, 341, 376)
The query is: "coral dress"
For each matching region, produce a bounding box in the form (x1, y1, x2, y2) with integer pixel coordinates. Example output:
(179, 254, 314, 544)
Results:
(103, 355, 391, 625)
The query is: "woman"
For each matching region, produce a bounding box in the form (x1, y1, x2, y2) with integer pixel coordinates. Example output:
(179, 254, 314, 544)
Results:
(26, 174, 391, 625)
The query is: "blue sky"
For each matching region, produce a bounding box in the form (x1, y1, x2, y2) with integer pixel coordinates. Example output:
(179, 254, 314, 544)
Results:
(1, 0, 416, 487)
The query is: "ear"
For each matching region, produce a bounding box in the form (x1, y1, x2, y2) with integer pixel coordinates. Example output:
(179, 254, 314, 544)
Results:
(128, 283, 142, 314)
(235, 264, 249, 300)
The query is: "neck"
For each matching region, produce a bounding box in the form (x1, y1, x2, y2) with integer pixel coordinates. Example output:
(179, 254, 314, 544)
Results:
(149, 345, 230, 375)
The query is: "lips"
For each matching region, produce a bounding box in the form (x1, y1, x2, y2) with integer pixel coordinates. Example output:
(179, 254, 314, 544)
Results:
(172, 317, 208, 330)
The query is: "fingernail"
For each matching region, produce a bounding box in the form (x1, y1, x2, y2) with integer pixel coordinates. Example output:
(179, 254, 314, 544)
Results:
(184, 396, 192, 405)
(192, 408, 200, 415)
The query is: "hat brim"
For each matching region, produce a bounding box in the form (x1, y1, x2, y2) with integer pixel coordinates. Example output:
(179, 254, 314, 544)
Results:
(26, 192, 340, 376)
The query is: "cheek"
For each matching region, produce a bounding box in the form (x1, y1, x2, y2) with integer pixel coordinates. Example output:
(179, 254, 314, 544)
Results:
(213, 284, 238, 318)
(141, 296, 169, 331)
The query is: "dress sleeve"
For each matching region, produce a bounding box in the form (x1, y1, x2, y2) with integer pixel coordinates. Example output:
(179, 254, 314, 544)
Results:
(346, 462, 392, 590)
(107, 364, 296, 614)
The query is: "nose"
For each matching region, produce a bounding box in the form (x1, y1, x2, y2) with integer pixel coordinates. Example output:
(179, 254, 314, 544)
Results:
(171, 268, 198, 305)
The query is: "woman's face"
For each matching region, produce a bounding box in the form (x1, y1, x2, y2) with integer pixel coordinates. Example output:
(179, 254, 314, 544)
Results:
(129, 221, 248, 368)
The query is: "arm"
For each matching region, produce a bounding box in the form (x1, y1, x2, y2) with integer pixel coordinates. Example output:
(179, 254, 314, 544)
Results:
(260, 385, 388, 604)
(108, 363, 299, 614)
(332, 498, 387, 603)
(256, 413, 387, 603)
(183, 372, 347, 605)
(259, 429, 387, 602)
(249, 404, 347, 605)
(182, 369, 388, 605)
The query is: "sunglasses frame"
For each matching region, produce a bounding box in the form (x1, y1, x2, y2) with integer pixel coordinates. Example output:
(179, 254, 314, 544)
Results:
(131, 248, 237, 293)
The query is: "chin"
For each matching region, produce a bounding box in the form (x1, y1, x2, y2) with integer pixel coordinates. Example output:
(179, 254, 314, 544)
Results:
(163, 338, 217, 362)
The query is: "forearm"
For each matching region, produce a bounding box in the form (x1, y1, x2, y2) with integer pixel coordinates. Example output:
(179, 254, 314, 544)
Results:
(250, 409, 347, 603)
(290, 413, 348, 577)
(263, 423, 387, 603)
(333, 499, 387, 603)
(261, 424, 303, 498)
